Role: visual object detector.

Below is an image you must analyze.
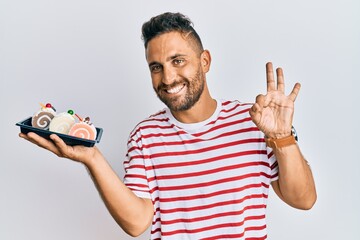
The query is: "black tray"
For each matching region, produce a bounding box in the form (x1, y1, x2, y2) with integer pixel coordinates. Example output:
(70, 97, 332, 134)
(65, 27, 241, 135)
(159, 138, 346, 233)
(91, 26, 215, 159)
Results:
(16, 117, 103, 147)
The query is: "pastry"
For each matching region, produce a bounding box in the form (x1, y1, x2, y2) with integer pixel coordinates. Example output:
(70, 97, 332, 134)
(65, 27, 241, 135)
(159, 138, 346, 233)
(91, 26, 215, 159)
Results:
(31, 103, 56, 130)
(49, 110, 76, 134)
(69, 116, 97, 140)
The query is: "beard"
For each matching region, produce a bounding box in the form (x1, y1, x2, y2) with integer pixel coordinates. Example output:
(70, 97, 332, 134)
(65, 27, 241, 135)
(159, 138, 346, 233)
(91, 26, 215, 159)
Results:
(154, 68, 205, 112)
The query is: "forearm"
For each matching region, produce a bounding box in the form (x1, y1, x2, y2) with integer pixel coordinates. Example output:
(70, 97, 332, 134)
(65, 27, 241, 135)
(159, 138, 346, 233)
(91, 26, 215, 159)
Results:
(273, 143, 317, 209)
(84, 151, 153, 236)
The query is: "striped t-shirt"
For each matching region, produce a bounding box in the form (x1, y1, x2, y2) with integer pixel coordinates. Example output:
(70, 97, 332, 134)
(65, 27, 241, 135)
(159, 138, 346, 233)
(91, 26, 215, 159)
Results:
(123, 99, 278, 239)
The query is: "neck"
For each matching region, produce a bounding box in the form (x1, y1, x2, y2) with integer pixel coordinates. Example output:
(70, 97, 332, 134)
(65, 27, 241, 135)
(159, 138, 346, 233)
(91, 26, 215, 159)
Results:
(170, 85, 217, 124)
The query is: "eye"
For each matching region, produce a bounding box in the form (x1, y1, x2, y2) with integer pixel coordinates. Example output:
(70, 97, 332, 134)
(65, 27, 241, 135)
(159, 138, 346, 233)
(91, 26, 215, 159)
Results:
(150, 64, 162, 73)
(173, 59, 185, 65)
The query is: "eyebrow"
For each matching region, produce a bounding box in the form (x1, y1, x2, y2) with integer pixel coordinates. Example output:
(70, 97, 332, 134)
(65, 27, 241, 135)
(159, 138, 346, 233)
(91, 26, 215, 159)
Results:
(148, 54, 187, 68)
(167, 54, 187, 61)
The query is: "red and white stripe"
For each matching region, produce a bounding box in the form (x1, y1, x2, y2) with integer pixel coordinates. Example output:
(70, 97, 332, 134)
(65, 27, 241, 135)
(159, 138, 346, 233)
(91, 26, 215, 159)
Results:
(123, 100, 278, 239)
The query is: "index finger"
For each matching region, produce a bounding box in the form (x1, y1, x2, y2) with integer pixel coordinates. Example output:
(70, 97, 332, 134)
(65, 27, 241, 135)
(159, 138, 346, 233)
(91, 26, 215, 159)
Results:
(266, 62, 275, 92)
(50, 134, 71, 154)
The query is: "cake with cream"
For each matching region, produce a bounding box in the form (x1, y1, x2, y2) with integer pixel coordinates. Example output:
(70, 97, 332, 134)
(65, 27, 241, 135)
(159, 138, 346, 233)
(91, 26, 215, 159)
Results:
(49, 110, 76, 134)
(31, 103, 56, 130)
(31, 103, 98, 142)
(69, 115, 97, 140)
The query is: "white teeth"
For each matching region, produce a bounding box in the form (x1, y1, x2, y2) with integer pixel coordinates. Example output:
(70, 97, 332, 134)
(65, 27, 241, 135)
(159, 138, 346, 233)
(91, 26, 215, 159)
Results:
(166, 84, 184, 94)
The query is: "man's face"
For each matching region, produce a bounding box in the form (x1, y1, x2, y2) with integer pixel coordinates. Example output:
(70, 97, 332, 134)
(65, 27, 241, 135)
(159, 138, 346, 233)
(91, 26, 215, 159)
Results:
(145, 31, 205, 112)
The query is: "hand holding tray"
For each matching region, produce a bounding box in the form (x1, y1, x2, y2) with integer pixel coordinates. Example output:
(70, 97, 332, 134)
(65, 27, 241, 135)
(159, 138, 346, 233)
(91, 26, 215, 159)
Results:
(16, 117, 103, 147)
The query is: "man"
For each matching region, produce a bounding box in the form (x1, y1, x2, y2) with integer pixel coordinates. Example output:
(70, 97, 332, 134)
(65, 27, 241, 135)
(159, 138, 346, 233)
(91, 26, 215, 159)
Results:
(20, 12, 316, 239)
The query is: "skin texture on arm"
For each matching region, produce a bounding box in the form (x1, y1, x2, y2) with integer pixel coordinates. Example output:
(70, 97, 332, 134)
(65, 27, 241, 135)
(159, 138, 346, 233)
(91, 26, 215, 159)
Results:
(271, 144, 316, 210)
(249, 62, 317, 210)
(19, 132, 154, 237)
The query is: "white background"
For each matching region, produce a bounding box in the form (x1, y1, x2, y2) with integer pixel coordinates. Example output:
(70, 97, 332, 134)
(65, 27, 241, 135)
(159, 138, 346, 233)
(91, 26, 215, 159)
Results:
(1, 0, 359, 239)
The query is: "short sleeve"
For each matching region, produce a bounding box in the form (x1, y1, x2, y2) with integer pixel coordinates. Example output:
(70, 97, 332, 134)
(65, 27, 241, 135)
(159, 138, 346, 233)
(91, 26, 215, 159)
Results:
(123, 137, 151, 199)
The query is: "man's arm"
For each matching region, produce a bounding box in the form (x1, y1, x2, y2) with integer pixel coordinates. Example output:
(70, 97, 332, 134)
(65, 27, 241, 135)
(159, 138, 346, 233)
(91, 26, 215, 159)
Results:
(249, 62, 317, 209)
(270, 143, 316, 209)
(19, 132, 153, 237)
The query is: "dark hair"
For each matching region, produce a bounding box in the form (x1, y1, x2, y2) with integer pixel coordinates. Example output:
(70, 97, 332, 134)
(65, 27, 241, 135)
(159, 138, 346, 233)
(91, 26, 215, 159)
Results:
(141, 12, 203, 52)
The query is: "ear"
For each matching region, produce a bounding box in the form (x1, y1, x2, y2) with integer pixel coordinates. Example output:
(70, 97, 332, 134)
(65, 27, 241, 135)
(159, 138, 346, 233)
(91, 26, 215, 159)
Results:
(200, 50, 211, 73)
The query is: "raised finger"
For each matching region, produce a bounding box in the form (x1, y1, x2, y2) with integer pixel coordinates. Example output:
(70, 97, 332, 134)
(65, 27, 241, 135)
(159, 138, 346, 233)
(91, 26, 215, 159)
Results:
(288, 82, 301, 102)
(266, 62, 276, 92)
(276, 67, 285, 92)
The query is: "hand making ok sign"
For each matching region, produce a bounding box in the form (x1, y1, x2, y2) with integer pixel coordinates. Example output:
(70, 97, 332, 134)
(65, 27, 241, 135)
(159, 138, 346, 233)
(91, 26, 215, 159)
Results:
(249, 62, 301, 139)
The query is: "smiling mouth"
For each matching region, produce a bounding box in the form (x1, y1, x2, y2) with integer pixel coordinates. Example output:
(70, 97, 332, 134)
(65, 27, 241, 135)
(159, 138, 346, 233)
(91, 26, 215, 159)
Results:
(164, 84, 186, 94)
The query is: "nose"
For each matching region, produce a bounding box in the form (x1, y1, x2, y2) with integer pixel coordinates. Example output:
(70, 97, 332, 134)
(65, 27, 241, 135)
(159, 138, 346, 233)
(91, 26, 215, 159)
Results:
(162, 66, 176, 85)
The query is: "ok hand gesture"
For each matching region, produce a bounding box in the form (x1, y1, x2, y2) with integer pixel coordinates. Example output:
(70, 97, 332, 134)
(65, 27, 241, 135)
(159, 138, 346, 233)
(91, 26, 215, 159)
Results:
(249, 62, 301, 139)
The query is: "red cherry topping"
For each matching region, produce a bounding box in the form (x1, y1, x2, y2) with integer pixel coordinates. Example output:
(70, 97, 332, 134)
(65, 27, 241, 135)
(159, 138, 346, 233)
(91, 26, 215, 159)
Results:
(46, 103, 52, 108)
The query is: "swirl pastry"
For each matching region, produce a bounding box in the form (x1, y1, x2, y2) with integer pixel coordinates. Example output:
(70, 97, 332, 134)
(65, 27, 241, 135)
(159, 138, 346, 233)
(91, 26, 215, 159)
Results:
(31, 103, 56, 130)
(69, 122, 97, 140)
